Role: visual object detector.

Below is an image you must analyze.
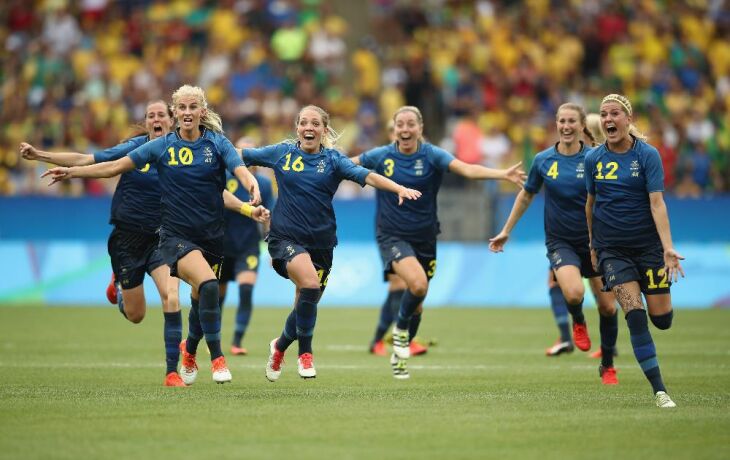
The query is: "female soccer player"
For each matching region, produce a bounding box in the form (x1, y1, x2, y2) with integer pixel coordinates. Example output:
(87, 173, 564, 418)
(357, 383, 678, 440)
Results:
(489, 103, 619, 385)
(241, 105, 421, 381)
(219, 137, 276, 356)
(41, 85, 262, 386)
(354, 105, 526, 379)
(585, 93, 684, 407)
(20, 101, 192, 386)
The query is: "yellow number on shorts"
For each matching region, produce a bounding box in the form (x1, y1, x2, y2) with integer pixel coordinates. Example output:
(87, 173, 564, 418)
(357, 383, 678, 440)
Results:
(384, 158, 395, 177)
(139, 163, 151, 173)
(547, 160, 559, 179)
(168, 147, 194, 166)
(595, 161, 618, 180)
(211, 263, 220, 278)
(283, 153, 305, 172)
(317, 269, 329, 287)
(645, 268, 669, 289)
(246, 255, 258, 270)
(427, 260, 437, 277)
(226, 178, 238, 193)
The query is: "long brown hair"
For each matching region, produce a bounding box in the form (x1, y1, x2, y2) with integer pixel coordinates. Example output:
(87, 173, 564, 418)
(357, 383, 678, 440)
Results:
(556, 102, 595, 146)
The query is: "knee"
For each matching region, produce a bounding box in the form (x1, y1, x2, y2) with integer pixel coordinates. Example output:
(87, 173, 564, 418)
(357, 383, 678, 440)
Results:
(563, 287, 584, 306)
(650, 310, 673, 330)
(597, 301, 617, 317)
(409, 280, 428, 298)
(124, 308, 145, 324)
(198, 279, 219, 308)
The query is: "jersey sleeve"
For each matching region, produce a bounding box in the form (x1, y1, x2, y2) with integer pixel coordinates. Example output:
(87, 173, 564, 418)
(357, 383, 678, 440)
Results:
(334, 151, 369, 186)
(359, 146, 387, 169)
(642, 146, 665, 193)
(584, 151, 596, 195)
(93, 137, 146, 163)
(128, 137, 164, 169)
(217, 136, 246, 173)
(523, 155, 544, 194)
(242, 143, 289, 168)
(261, 176, 276, 209)
(429, 145, 456, 171)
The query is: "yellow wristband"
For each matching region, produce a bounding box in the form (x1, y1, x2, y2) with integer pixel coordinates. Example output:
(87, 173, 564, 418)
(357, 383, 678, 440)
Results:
(240, 203, 253, 217)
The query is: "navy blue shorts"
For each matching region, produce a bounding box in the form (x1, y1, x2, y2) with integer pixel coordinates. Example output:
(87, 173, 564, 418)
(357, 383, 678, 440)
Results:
(108, 226, 165, 290)
(159, 228, 223, 279)
(376, 234, 437, 282)
(267, 236, 333, 292)
(220, 244, 261, 282)
(596, 243, 670, 295)
(547, 240, 600, 279)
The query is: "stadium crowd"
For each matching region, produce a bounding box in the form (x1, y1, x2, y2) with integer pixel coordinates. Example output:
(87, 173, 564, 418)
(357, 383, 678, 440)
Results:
(1, 0, 728, 197)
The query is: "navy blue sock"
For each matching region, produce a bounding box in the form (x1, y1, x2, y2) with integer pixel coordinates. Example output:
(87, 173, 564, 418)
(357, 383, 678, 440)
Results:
(549, 286, 571, 342)
(296, 288, 320, 355)
(566, 298, 585, 325)
(276, 309, 297, 352)
(233, 283, 254, 346)
(599, 311, 618, 368)
(163, 311, 182, 374)
(372, 290, 404, 344)
(198, 279, 223, 360)
(218, 295, 225, 310)
(649, 310, 673, 330)
(396, 289, 426, 330)
(186, 297, 203, 355)
(408, 313, 422, 344)
(626, 309, 666, 393)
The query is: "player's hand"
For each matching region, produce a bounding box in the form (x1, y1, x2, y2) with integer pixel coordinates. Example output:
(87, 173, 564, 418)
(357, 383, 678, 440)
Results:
(251, 205, 271, 223)
(41, 167, 72, 186)
(248, 185, 262, 206)
(19, 142, 40, 160)
(664, 248, 685, 283)
(397, 187, 421, 205)
(488, 231, 509, 252)
(503, 162, 527, 188)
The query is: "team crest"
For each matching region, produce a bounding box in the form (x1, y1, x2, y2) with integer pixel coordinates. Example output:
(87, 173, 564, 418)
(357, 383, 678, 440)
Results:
(286, 245, 296, 256)
(576, 163, 584, 179)
(414, 159, 424, 176)
(317, 159, 326, 173)
(203, 146, 213, 163)
(630, 160, 640, 177)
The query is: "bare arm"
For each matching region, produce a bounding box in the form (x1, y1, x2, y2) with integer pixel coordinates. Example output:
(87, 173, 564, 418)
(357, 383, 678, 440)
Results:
(488, 189, 535, 252)
(223, 190, 271, 223)
(649, 191, 685, 281)
(20, 142, 95, 166)
(41, 157, 136, 185)
(586, 193, 598, 270)
(350, 155, 362, 166)
(448, 159, 526, 188)
(233, 165, 261, 206)
(364, 172, 421, 205)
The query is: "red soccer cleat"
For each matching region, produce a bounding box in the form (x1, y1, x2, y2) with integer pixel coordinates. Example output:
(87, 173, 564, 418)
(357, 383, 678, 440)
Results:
(409, 341, 428, 356)
(599, 365, 619, 385)
(164, 371, 186, 387)
(369, 340, 387, 356)
(230, 345, 248, 356)
(106, 273, 118, 304)
(572, 322, 592, 351)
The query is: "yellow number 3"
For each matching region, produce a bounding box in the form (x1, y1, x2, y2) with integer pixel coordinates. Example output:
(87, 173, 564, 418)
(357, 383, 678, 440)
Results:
(384, 159, 395, 177)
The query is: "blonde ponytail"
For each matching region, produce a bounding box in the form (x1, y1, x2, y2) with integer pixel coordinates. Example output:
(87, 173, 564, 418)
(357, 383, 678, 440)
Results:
(171, 85, 224, 133)
(600, 94, 648, 141)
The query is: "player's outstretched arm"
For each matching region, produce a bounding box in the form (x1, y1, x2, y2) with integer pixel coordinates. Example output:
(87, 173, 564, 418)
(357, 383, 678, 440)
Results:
(41, 157, 136, 186)
(222, 190, 271, 223)
(233, 165, 261, 206)
(20, 142, 95, 167)
(364, 172, 421, 205)
(488, 189, 535, 252)
(649, 191, 685, 282)
(449, 159, 526, 188)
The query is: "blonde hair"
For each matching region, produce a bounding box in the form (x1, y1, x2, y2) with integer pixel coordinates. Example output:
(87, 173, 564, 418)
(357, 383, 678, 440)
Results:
(293, 105, 340, 149)
(600, 93, 648, 141)
(392, 105, 425, 141)
(585, 113, 606, 145)
(556, 102, 596, 146)
(171, 85, 224, 133)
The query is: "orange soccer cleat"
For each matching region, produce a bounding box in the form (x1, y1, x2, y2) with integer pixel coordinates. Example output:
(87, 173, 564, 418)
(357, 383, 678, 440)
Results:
(230, 345, 248, 356)
(106, 273, 118, 304)
(164, 371, 186, 387)
(409, 341, 428, 356)
(369, 340, 387, 356)
(599, 365, 619, 385)
(211, 356, 232, 383)
(572, 322, 592, 351)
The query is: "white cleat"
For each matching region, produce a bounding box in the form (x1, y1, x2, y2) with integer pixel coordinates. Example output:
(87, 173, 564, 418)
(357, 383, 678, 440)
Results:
(392, 326, 410, 359)
(265, 338, 285, 382)
(297, 353, 317, 379)
(179, 340, 198, 385)
(655, 391, 677, 408)
(390, 353, 409, 380)
(211, 356, 232, 384)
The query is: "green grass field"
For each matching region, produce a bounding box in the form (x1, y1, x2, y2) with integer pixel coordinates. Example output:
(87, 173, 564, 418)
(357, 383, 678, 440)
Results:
(0, 306, 728, 460)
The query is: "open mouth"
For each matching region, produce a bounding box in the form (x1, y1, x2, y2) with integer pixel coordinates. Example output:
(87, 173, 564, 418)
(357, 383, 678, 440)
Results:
(303, 133, 315, 141)
(153, 126, 163, 135)
(605, 124, 618, 135)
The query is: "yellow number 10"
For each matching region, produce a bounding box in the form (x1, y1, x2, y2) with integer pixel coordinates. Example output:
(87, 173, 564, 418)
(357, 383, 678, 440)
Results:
(168, 147, 194, 165)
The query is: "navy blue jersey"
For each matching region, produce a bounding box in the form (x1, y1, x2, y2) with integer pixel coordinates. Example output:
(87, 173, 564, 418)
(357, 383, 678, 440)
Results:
(585, 137, 664, 249)
(94, 135, 161, 233)
(359, 142, 454, 242)
(129, 129, 244, 241)
(222, 172, 275, 256)
(524, 142, 590, 246)
(243, 142, 369, 249)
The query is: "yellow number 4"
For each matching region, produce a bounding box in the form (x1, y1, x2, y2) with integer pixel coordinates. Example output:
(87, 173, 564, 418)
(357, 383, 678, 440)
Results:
(547, 161, 558, 179)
